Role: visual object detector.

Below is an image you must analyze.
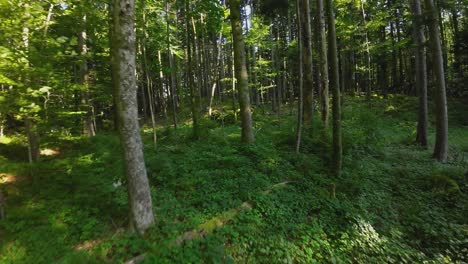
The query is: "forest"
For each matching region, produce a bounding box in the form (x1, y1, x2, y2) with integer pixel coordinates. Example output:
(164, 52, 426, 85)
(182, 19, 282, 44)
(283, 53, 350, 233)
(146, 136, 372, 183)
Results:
(0, 0, 467, 262)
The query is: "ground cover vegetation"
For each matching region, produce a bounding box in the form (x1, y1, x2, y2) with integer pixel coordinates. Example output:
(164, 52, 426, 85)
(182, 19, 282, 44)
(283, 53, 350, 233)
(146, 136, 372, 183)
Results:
(0, 0, 467, 263)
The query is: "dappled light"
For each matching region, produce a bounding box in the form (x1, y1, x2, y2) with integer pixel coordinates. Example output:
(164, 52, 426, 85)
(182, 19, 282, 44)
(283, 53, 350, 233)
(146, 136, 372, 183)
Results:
(0, 173, 16, 184)
(40, 148, 60, 157)
(0, 0, 467, 262)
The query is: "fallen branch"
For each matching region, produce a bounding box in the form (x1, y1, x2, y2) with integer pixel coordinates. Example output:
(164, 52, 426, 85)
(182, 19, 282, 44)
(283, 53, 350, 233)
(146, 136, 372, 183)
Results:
(173, 180, 293, 246)
(123, 180, 294, 264)
(124, 254, 147, 264)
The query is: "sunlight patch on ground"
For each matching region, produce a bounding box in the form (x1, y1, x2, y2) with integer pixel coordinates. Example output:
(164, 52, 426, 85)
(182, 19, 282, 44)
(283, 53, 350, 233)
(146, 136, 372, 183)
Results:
(40, 148, 60, 157)
(0, 242, 26, 262)
(0, 136, 12, 144)
(0, 173, 16, 184)
(74, 238, 103, 251)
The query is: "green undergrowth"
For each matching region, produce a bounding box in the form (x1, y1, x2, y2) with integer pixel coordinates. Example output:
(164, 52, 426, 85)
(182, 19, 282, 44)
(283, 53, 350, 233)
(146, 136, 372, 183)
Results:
(0, 95, 467, 263)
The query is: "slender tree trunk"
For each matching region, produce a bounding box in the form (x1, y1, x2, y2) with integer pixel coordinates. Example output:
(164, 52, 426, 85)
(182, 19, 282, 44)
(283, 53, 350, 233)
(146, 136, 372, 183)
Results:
(78, 14, 96, 137)
(436, 0, 448, 74)
(359, 0, 372, 100)
(299, 0, 314, 126)
(209, 33, 223, 116)
(111, 0, 155, 234)
(157, 51, 167, 118)
(425, 0, 448, 162)
(166, 0, 178, 129)
(378, 26, 388, 97)
(186, 0, 200, 138)
(317, 0, 329, 129)
(411, 0, 428, 148)
(296, 0, 304, 153)
(326, 0, 342, 177)
(230, 0, 254, 143)
(451, 3, 461, 77)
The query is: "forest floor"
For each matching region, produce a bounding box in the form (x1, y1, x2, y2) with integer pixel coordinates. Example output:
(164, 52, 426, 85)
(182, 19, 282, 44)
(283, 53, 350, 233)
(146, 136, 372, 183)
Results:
(0, 95, 467, 263)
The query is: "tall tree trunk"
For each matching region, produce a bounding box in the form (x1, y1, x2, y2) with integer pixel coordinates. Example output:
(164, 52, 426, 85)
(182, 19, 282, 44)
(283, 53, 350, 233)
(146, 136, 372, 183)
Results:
(78, 14, 96, 137)
(410, 0, 428, 148)
(451, 3, 461, 77)
(186, 0, 200, 138)
(157, 51, 167, 118)
(359, 0, 372, 100)
(230, 0, 254, 143)
(326, 0, 342, 177)
(299, 0, 314, 126)
(317, 0, 329, 129)
(112, 0, 155, 234)
(378, 26, 388, 97)
(166, 0, 178, 129)
(425, 0, 448, 162)
(296, 0, 304, 153)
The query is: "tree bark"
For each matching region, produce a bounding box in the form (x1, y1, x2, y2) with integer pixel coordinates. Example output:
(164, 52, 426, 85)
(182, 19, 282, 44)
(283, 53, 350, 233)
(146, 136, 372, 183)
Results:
(317, 0, 329, 129)
(296, 0, 304, 153)
(78, 14, 96, 137)
(298, 0, 314, 126)
(185, 0, 200, 139)
(359, 0, 372, 100)
(410, 0, 428, 148)
(425, 0, 448, 162)
(326, 0, 342, 177)
(230, 0, 254, 144)
(166, 0, 178, 130)
(112, 0, 155, 234)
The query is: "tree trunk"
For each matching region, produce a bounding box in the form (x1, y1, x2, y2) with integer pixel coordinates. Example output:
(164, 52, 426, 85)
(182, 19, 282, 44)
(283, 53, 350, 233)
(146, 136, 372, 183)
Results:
(230, 0, 254, 144)
(298, 0, 314, 126)
(359, 0, 372, 100)
(112, 0, 155, 234)
(410, 0, 428, 148)
(78, 15, 96, 137)
(378, 25, 388, 97)
(317, 0, 329, 129)
(166, 0, 178, 130)
(185, 0, 200, 139)
(296, 0, 304, 153)
(425, 0, 448, 162)
(451, 3, 461, 77)
(326, 0, 342, 177)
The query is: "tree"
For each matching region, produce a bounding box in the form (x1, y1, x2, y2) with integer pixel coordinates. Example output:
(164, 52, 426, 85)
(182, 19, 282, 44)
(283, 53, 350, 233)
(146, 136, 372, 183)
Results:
(410, 0, 428, 148)
(298, 0, 314, 125)
(111, 0, 155, 233)
(317, 0, 329, 129)
(77, 4, 96, 137)
(296, 0, 304, 153)
(230, 0, 254, 144)
(425, 0, 449, 162)
(326, 0, 342, 177)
